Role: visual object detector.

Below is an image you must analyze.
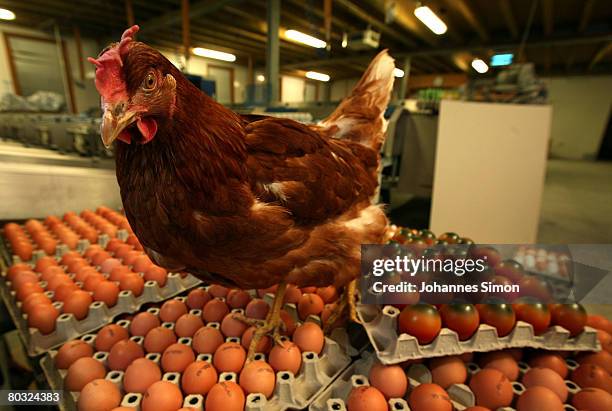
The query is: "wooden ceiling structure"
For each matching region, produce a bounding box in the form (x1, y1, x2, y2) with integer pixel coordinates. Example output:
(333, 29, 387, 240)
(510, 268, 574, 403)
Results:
(1, 0, 611, 79)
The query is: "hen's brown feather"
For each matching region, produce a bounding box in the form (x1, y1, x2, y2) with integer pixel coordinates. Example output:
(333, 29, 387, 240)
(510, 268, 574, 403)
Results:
(111, 43, 394, 289)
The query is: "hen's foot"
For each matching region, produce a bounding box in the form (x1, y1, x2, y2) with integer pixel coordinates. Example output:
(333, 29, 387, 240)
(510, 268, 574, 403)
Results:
(246, 282, 287, 360)
(323, 280, 360, 332)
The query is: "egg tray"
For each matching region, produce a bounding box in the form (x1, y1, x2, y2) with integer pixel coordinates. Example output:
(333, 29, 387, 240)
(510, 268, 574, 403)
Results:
(356, 304, 600, 364)
(309, 351, 586, 411)
(0, 267, 202, 357)
(41, 310, 352, 411)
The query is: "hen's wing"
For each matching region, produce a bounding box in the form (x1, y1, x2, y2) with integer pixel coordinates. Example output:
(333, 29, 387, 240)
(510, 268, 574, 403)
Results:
(244, 116, 379, 225)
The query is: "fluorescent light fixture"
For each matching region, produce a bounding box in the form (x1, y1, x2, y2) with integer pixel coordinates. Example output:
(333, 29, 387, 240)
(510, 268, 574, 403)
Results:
(192, 47, 236, 62)
(256, 74, 265, 82)
(285, 29, 327, 48)
(393, 68, 405, 78)
(491, 53, 514, 67)
(305, 71, 330, 82)
(414, 6, 447, 35)
(471, 58, 489, 73)
(0, 8, 16, 20)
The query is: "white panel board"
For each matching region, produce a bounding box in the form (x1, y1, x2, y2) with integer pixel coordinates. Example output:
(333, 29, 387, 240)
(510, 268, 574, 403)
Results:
(430, 100, 552, 243)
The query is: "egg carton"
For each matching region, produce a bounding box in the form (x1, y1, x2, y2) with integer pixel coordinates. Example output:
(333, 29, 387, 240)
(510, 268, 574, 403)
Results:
(310, 351, 587, 411)
(0, 269, 202, 356)
(356, 304, 600, 364)
(42, 311, 352, 411)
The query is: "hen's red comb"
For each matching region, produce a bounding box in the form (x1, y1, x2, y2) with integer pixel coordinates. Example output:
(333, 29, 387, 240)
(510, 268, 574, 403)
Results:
(87, 25, 140, 103)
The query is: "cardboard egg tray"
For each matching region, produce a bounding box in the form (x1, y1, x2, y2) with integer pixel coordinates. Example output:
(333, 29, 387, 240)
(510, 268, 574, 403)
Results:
(41, 305, 352, 411)
(0, 264, 202, 356)
(310, 351, 587, 411)
(356, 304, 600, 364)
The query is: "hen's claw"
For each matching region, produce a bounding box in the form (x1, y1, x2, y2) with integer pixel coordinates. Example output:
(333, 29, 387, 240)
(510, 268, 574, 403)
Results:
(246, 282, 287, 360)
(323, 279, 360, 332)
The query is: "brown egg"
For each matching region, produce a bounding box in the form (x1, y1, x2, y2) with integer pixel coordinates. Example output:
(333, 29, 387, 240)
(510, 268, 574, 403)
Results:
(63, 290, 93, 320)
(226, 289, 251, 309)
(186, 288, 211, 309)
(241, 326, 273, 354)
(347, 386, 388, 411)
(83, 244, 104, 260)
(316, 286, 338, 304)
(91, 251, 112, 266)
(123, 358, 161, 393)
(193, 326, 224, 354)
(123, 250, 143, 266)
(77, 379, 121, 411)
(409, 383, 453, 411)
(129, 312, 161, 336)
(7, 263, 32, 282)
(100, 258, 122, 274)
(174, 313, 204, 338)
(528, 353, 568, 378)
(293, 322, 325, 354)
(21, 292, 52, 314)
(430, 356, 467, 389)
(143, 326, 177, 353)
(297, 293, 325, 320)
(143, 265, 168, 287)
(132, 255, 153, 273)
(301, 286, 316, 294)
(55, 282, 79, 302)
(40, 265, 65, 282)
(141, 380, 183, 411)
(572, 387, 612, 410)
(27, 304, 59, 334)
(105, 238, 124, 252)
(523, 367, 569, 401)
(35, 256, 58, 273)
(113, 244, 133, 260)
(213, 342, 246, 373)
(108, 265, 131, 282)
(108, 339, 144, 370)
(480, 351, 519, 381)
(46, 273, 72, 292)
(11, 270, 40, 290)
(161, 343, 195, 372)
(205, 382, 245, 411)
(55, 340, 94, 369)
(367, 361, 408, 398)
(572, 364, 612, 393)
(160, 299, 188, 323)
(208, 284, 229, 298)
(239, 360, 276, 398)
(283, 285, 302, 305)
(469, 369, 513, 409)
(280, 310, 297, 336)
(202, 298, 230, 323)
(464, 407, 492, 411)
(65, 357, 106, 391)
(83, 273, 105, 292)
(119, 273, 145, 296)
(93, 281, 120, 307)
(182, 361, 218, 395)
(220, 313, 248, 338)
(67, 258, 89, 274)
(269, 342, 302, 375)
(516, 386, 564, 411)
(95, 324, 129, 351)
(597, 329, 612, 354)
(578, 350, 612, 374)
(16, 281, 45, 302)
(244, 299, 269, 320)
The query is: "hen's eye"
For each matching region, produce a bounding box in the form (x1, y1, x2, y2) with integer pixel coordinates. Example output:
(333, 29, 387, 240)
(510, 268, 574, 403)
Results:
(143, 72, 156, 90)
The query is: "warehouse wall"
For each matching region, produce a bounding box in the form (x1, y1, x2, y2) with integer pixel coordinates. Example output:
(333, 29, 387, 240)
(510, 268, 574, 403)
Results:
(543, 75, 612, 160)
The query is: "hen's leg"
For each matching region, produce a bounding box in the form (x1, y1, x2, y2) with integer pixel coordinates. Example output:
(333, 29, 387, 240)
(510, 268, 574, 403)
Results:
(246, 281, 287, 360)
(323, 279, 360, 332)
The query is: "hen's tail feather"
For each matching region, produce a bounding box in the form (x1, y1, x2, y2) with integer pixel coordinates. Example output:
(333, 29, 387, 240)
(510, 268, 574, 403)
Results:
(321, 50, 395, 151)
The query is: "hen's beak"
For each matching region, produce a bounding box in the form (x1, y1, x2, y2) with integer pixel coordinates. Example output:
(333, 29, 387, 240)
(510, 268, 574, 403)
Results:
(101, 102, 137, 148)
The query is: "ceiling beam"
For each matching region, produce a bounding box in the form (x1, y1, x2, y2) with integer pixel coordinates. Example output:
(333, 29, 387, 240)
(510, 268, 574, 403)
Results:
(282, 32, 612, 69)
(497, 0, 519, 39)
(541, 0, 554, 36)
(578, 0, 596, 33)
(139, 0, 243, 35)
(441, 0, 489, 41)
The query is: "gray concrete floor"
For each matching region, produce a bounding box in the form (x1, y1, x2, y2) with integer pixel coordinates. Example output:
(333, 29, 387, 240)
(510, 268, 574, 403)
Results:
(538, 159, 612, 243)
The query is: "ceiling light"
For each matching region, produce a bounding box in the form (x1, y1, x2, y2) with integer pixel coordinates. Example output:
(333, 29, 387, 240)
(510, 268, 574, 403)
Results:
(305, 71, 330, 82)
(414, 6, 447, 35)
(256, 74, 265, 82)
(286, 30, 326, 48)
(491, 53, 514, 67)
(393, 68, 405, 78)
(471, 58, 489, 73)
(192, 47, 236, 62)
(0, 8, 16, 20)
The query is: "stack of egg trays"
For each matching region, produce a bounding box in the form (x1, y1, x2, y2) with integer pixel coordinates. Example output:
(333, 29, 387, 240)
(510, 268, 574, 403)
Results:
(41, 303, 352, 411)
(356, 304, 600, 364)
(310, 350, 587, 411)
(0, 247, 202, 357)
